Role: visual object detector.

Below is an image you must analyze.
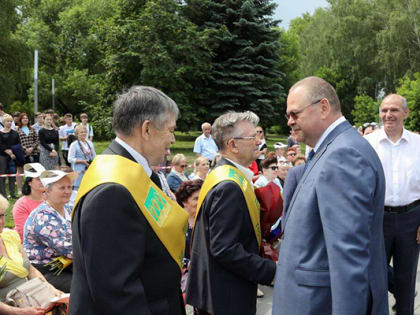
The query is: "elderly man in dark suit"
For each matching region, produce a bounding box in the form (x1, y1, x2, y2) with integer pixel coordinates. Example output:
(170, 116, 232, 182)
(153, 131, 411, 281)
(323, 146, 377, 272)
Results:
(273, 77, 388, 315)
(70, 86, 188, 315)
(186, 111, 276, 315)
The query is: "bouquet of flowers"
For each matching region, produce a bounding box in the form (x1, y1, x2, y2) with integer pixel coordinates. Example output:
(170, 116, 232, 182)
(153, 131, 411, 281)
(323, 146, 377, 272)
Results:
(45, 256, 72, 275)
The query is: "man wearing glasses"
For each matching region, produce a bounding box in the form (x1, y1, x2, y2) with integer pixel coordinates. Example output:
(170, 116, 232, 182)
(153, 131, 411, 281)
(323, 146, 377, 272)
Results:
(186, 111, 276, 315)
(365, 94, 420, 315)
(272, 76, 388, 315)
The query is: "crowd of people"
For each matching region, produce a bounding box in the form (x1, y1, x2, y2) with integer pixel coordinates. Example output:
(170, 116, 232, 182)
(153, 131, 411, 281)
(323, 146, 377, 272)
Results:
(0, 77, 418, 315)
(0, 106, 96, 199)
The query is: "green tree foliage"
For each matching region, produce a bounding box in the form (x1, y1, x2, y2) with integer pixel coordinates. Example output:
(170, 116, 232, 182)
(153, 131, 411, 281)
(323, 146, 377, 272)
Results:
(397, 73, 420, 131)
(0, 0, 31, 107)
(376, 0, 420, 91)
(351, 95, 380, 127)
(288, 0, 420, 125)
(182, 0, 285, 128)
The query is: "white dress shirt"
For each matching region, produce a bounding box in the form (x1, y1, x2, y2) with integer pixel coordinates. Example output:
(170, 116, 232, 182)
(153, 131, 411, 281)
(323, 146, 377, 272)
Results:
(225, 158, 254, 187)
(115, 137, 152, 176)
(313, 116, 346, 153)
(365, 128, 420, 206)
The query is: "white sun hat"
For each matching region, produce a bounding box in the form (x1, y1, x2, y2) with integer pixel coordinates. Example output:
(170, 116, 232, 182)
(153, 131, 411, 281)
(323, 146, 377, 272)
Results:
(40, 170, 78, 187)
(23, 163, 46, 178)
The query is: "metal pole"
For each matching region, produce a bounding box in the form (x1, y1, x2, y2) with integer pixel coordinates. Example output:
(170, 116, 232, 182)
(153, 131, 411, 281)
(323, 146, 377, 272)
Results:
(34, 50, 38, 118)
(52, 78, 55, 111)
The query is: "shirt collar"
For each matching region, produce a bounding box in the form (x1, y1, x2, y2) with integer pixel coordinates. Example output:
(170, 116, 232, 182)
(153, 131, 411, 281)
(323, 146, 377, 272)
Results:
(224, 158, 254, 184)
(378, 127, 409, 145)
(313, 116, 346, 153)
(115, 137, 152, 176)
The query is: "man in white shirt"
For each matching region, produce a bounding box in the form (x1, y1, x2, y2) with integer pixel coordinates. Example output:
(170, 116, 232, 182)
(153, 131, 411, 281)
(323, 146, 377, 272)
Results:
(365, 94, 420, 315)
(59, 113, 76, 167)
(193, 122, 218, 163)
(79, 113, 93, 141)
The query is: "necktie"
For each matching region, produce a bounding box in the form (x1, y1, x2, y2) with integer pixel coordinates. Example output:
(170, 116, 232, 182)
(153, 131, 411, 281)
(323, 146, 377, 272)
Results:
(303, 150, 315, 173)
(150, 171, 162, 189)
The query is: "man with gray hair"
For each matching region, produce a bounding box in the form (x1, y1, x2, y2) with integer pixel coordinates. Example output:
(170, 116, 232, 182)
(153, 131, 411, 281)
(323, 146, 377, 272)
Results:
(365, 94, 420, 314)
(186, 111, 276, 315)
(193, 122, 218, 163)
(70, 86, 188, 315)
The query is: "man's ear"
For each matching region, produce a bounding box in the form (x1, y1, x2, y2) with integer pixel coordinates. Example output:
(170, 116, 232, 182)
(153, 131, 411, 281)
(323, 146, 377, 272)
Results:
(319, 98, 331, 119)
(140, 120, 152, 139)
(404, 107, 410, 120)
(226, 138, 239, 154)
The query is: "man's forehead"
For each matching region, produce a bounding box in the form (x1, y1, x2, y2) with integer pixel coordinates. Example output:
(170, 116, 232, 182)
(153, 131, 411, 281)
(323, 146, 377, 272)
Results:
(381, 95, 404, 109)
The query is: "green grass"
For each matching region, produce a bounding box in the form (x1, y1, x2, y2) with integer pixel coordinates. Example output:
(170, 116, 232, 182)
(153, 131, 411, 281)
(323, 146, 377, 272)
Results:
(4, 131, 288, 228)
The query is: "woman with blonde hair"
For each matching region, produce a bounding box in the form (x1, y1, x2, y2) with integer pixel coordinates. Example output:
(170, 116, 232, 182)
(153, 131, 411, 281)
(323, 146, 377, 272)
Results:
(0, 114, 22, 198)
(190, 156, 209, 181)
(67, 125, 96, 190)
(167, 153, 190, 193)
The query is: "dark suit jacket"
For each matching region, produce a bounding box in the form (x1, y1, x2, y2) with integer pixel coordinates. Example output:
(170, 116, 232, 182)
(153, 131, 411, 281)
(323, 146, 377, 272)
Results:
(186, 158, 276, 315)
(70, 140, 186, 315)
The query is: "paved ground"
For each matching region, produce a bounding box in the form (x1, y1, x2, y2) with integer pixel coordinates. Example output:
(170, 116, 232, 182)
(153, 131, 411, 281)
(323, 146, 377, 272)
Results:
(186, 262, 420, 314)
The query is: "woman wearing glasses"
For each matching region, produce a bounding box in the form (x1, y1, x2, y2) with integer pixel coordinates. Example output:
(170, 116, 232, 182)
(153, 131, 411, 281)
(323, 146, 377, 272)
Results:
(167, 153, 191, 193)
(255, 126, 267, 172)
(254, 153, 280, 188)
(67, 125, 96, 190)
(23, 170, 77, 293)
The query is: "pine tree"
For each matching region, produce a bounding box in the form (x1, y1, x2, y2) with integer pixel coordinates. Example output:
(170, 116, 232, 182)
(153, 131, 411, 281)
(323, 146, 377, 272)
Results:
(182, 0, 285, 126)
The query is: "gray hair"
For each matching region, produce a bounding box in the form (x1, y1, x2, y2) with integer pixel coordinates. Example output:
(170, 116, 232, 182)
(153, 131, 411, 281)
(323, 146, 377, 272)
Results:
(201, 122, 211, 130)
(381, 93, 408, 110)
(212, 111, 259, 151)
(401, 97, 408, 109)
(112, 86, 179, 136)
(290, 76, 341, 112)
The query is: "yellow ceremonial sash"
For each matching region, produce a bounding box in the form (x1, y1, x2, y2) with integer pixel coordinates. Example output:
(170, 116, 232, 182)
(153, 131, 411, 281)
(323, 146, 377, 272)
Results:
(73, 155, 189, 270)
(195, 165, 261, 247)
(0, 229, 29, 278)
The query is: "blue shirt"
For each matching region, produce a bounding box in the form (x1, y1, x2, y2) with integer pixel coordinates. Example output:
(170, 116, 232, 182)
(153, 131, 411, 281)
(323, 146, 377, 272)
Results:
(193, 134, 218, 160)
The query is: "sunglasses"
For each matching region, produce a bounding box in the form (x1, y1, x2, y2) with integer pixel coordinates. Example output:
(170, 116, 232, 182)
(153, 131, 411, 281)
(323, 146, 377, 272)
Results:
(269, 166, 279, 171)
(180, 164, 188, 168)
(287, 153, 296, 157)
(285, 99, 322, 121)
(256, 130, 263, 133)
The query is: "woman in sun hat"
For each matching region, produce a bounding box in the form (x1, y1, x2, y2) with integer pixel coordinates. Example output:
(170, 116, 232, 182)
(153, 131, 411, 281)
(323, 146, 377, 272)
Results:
(12, 163, 46, 241)
(23, 170, 77, 293)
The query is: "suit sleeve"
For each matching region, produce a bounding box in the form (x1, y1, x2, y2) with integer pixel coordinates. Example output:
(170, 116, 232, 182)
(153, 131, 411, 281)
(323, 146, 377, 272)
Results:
(206, 182, 276, 285)
(317, 147, 376, 315)
(77, 184, 152, 315)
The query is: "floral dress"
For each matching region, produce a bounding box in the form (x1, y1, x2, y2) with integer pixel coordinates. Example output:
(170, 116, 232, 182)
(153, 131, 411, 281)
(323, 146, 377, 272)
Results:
(23, 202, 73, 265)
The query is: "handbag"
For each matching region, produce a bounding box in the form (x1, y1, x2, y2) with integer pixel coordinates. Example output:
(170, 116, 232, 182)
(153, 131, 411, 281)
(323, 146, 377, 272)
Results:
(5, 277, 56, 308)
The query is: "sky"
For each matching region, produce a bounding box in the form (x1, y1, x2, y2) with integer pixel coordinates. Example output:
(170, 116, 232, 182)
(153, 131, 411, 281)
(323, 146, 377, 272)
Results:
(273, 0, 329, 29)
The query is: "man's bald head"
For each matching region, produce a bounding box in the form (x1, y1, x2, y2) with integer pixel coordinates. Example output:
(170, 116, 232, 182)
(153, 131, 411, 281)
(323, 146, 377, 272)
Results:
(289, 76, 341, 113)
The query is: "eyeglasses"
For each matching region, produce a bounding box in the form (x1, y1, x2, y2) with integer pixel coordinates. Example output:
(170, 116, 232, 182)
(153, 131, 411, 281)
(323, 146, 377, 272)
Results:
(269, 166, 279, 171)
(233, 135, 257, 141)
(285, 99, 323, 121)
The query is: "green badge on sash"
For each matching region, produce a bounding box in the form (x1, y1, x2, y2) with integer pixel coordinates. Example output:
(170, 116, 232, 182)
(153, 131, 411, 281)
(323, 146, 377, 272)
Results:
(144, 186, 170, 227)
